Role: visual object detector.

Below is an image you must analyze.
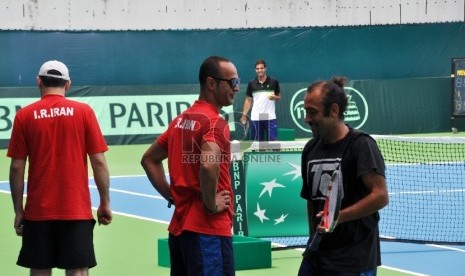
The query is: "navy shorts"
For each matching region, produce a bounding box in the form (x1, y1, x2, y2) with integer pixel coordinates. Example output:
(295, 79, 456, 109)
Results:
(251, 119, 278, 141)
(17, 219, 97, 269)
(168, 231, 235, 276)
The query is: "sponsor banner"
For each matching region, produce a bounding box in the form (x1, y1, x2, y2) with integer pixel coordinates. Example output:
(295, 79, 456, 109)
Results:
(0, 98, 36, 137)
(244, 151, 307, 237)
(230, 159, 249, 236)
(289, 86, 368, 134)
(0, 77, 455, 147)
(0, 94, 234, 140)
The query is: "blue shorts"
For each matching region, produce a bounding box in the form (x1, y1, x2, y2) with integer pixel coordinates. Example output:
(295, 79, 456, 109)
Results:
(251, 119, 278, 141)
(17, 219, 97, 269)
(168, 231, 235, 276)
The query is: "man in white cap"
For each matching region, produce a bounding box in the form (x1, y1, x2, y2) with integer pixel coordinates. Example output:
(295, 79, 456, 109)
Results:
(8, 60, 112, 276)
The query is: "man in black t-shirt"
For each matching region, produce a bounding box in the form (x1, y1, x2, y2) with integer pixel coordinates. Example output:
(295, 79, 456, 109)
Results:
(299, 77, 389, 275)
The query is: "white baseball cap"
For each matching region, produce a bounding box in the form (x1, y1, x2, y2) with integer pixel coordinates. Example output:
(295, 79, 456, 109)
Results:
(38, 60, 70, 81)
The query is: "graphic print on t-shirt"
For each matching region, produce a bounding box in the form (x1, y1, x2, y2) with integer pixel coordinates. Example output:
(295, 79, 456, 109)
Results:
(308, 158, 344, 201)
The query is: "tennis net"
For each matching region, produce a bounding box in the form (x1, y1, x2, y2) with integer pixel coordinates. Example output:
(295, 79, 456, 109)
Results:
(231, 135, 465, 248)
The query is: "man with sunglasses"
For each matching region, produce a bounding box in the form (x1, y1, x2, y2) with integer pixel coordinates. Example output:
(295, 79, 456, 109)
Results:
(141, 56, 240, 276)
(240, 59, 281, 141)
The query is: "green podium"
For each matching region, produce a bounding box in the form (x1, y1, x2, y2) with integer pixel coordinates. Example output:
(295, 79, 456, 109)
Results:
(158, 235, 271, 270)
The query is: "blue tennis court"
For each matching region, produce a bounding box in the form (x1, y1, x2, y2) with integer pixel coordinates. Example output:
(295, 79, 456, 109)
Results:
(90, 174, 465, 276)
(380, 163, 465, 245)
(1, 172, 464, 275)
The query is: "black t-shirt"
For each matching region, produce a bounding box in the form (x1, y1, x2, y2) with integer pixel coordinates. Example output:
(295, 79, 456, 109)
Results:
(300, 129, 386, 271)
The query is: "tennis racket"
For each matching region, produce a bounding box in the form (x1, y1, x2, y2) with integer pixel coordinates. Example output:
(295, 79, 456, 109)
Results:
(304, 171, 342, 254)
(239, 117, 250, 140)
(321, 170, 342, 232)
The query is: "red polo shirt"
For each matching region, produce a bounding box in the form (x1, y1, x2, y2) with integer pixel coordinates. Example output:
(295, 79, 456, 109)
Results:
(8, 94, 108, 220)
(158, 100, 233, 237)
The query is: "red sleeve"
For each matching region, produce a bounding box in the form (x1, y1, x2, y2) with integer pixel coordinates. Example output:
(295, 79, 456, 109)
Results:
(202, 117, 230, 153)
(7, 114, 28, 159)
(85, 106, 108, 154)
(157, 129, 169, 149)
(157, 117, 176, 149)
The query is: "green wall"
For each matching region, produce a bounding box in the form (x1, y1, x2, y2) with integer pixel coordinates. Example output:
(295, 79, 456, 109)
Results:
(0, 76, 458, 148)
(0, 22, 463, 87)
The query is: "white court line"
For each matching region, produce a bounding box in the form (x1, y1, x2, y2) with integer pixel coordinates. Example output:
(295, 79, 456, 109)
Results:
(285, 247, 430, 276)
(100, 174, 147, 178)
(440, 189, 465, 193)
(390, 190, 436, 195)
(426, 244, 465, 253)
(0, 183, 164, 200)
(91, 207, 170, 225)
(0, 175, 150, 182)
(380, 265, 430, 276)
(389, 189, 465, 195)
(88, 184, 164, 200)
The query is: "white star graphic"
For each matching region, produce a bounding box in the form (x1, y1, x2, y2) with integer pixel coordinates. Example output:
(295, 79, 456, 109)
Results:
(253, 203, 269, 223)
(283, 163, 301, 181)
(259, 179, 285, 198)
(274, 214, 288, 225)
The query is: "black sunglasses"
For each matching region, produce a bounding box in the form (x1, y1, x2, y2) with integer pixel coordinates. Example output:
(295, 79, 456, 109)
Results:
(211, 76, 240, 88)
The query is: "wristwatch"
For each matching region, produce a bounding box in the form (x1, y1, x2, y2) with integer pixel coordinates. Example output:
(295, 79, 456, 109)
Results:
(204, 203, 218, 214)
(167, 196, 174, 208)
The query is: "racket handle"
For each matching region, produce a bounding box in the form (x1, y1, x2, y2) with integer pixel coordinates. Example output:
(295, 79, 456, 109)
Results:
(321, 197, 329, 230)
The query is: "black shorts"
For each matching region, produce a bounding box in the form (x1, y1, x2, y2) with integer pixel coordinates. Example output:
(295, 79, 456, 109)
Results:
(17, 219, 97, 269)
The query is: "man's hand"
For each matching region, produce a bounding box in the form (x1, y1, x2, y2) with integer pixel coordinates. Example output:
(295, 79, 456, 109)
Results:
(239, 116, 247, 125)
(14, 212, 24, 236)
(97, 205, 113, 225)
(205, 190, 231, 215)
(315, 210, 339, 233)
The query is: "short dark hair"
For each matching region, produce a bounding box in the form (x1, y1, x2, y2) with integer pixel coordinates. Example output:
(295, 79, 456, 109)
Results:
(39, 75, 68, 88)
(255, 59, 267, 68)
(307, 76, 348, 120)
(199, 56, 231, 89)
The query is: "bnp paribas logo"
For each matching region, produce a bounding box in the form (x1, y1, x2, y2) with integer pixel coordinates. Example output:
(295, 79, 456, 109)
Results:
(290, 87, 369, 132)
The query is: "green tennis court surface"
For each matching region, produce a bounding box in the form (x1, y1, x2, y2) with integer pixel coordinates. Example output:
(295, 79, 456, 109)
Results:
(1, 136, 462, 275)
(0, 193, 413, 276)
